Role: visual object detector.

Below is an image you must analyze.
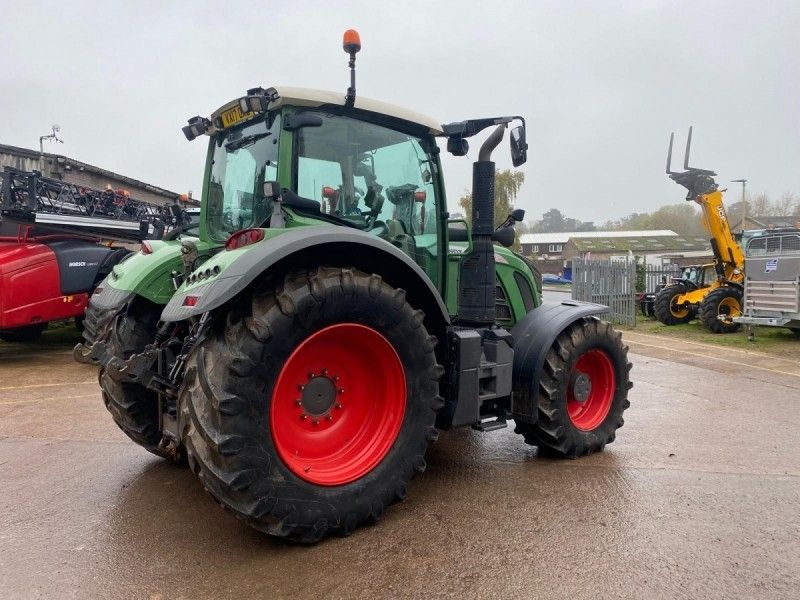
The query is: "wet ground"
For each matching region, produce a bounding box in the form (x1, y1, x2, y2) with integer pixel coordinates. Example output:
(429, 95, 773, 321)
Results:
(1, 329, 799, 599)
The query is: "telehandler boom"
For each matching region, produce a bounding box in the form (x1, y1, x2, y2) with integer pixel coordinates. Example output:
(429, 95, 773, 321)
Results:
(654, 128, 745, 333)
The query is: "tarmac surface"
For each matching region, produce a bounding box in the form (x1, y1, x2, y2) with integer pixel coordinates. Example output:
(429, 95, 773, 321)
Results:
(1, 329, 799, 599)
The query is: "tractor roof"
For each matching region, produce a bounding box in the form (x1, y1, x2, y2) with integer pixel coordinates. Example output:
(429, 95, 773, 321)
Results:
(210, 86, 443, 135)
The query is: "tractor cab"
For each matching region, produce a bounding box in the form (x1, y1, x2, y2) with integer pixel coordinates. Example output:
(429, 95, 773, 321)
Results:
(190, 89, 447, 289)
(180, 83, 528, 310)
(674, 263, 716, 291)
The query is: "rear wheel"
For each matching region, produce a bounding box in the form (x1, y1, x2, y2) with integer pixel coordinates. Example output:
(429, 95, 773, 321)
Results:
(0, 324, 47, 343)
(514, 318, 632, 458)
(699, 286, 742, 334)
(182, 267, 442, 543)
(653, 283, 693, 325)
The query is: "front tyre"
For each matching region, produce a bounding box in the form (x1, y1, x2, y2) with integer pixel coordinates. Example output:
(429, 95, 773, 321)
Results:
(182, 267, 442, 543)
(514, 318, 632, 458)
(654, 283, 693, 325)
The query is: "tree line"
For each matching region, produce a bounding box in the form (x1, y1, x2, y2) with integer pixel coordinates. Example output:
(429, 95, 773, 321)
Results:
(457, 170, 799, 238)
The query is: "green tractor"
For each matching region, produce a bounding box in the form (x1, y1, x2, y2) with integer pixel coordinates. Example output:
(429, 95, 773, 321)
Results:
(75, 31, 632, 543)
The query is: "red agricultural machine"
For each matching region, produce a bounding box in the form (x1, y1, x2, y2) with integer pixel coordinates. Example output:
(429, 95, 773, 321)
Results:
(0, 167, 187, 341)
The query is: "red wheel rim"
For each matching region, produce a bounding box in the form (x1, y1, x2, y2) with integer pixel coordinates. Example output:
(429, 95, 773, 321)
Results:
(270, 323, 406, 486)
(567, 349, 615, 431)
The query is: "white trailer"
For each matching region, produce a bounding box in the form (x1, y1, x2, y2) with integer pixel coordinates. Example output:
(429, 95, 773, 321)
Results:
(734, 228, 800, 335)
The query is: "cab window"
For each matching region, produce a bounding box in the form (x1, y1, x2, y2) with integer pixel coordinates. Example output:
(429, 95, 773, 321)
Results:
(295, 112, 440, 285)
(206, 114, 280, 241)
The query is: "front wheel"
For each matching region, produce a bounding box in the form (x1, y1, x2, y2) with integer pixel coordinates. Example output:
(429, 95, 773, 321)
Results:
(699, 286, 742, 334)
(182, 267, 442, 543)
(514, 318, 632, 458)
(653, 283, 693, 325)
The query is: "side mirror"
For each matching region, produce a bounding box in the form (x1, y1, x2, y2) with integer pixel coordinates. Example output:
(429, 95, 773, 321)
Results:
(510, 208, 525, 222)
(283, 112, 324, 131)
(510, 125, 528, 167)
(447, 137, 469, 157)
(263, 180, 281, 199)
(492, 226, 515, 248)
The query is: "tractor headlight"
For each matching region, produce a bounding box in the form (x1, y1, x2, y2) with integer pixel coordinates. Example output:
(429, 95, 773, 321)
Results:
(182, 116, 211, 141)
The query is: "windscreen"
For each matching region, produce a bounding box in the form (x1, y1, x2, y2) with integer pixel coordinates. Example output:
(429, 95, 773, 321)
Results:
(206, 114, 280, 241)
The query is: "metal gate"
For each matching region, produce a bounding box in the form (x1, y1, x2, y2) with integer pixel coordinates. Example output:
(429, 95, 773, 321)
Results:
(571, 258, 637, 326)
(643, 264, 680, 294)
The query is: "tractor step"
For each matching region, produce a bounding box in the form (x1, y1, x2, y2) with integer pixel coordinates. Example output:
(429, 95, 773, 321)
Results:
(472, 417, 507, 432)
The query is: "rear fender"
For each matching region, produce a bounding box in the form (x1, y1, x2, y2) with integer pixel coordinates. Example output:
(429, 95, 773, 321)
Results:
(510, 301, 609, 423)
(160, 227, 450, 335)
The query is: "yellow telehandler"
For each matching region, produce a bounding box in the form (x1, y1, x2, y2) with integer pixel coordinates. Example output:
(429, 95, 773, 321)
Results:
(654, 128, 745, 333)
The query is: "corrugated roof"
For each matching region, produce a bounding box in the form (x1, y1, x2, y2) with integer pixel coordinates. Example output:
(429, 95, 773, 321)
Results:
(519, 230, 677, 245)
(0, 143, 178, 199)
(570, 235, 709, 253)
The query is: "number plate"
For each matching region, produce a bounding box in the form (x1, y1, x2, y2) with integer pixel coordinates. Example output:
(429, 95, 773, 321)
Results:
(219, 105, 253, 129)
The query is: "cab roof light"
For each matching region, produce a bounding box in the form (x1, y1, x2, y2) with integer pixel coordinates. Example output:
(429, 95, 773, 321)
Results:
(182, 116, 211, 141)
(343, 29, 361, 54)
(343, 29, 361, 107)
(239, 87, 279, 115)
(225, 228, 265, 251)
(141, 240, 153, 255)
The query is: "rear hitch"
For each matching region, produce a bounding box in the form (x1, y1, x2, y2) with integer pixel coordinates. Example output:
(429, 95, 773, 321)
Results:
(72, 340, 109, 365)
(105, 346, 175, 394)
(102, 312, 211, 395)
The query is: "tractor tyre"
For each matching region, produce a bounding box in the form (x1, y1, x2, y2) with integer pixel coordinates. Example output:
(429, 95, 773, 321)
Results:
(92, 299, 172, 459)
(514, 317, 632, 458)
(699, 286, 743, 334)
(181, 267, 442, 543)
(653, 283, 693, 325)
(0, 324, 47, 343)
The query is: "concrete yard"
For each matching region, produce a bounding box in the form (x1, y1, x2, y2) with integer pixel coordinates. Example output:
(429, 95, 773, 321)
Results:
(1, 330, 798, 599)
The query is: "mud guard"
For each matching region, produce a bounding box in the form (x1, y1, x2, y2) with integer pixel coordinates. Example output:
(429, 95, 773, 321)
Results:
(510, 300, 609, 423)
(160, 227, 450, 328)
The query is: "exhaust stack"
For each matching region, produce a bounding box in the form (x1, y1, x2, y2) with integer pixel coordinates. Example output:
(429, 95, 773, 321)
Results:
(457, 125, 506, 326)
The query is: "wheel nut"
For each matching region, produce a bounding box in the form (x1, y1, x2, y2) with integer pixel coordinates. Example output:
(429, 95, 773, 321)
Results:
(297, 384, 305, 391)
(294, 399, 302, 406)
(326, 415, 333, 421)
(312, 418, 319, 425)
(337, 388, 344, 395)
(321, 368, 328, 375)
(300, 414, 307, 420)
(335, 402, 342, 410)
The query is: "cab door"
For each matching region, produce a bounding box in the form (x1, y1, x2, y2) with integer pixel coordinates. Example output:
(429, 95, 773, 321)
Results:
(292, 110, 443, 290)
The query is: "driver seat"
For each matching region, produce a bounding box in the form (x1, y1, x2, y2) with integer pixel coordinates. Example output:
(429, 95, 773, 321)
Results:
(385, 219, 417, 262)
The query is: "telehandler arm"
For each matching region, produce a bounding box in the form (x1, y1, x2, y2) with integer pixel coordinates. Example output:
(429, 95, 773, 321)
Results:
(666, 127, 744, 283)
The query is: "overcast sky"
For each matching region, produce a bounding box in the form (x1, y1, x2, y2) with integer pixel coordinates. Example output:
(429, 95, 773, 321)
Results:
(1, 0, 798, 224)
